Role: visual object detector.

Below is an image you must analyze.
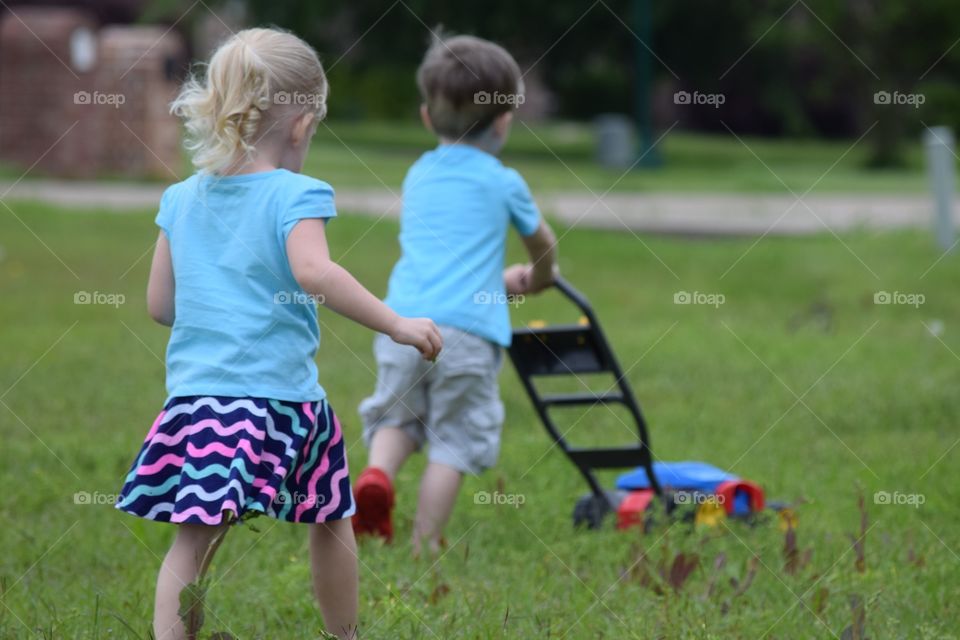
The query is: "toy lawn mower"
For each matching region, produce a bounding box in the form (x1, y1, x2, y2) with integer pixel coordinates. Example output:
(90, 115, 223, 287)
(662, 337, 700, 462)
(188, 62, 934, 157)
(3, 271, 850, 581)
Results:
(508, 278, 772, 531)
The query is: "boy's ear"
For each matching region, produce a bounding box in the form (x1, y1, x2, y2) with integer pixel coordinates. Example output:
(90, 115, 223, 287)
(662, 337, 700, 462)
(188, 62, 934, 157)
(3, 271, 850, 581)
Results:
(493, 111, 514, 137)
(291, 112, 317, 145)
(419, 104, 435, 134)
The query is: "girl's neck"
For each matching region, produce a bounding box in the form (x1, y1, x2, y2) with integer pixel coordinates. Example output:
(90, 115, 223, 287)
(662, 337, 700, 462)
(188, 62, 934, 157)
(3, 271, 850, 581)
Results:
(221, 156, 279, 176)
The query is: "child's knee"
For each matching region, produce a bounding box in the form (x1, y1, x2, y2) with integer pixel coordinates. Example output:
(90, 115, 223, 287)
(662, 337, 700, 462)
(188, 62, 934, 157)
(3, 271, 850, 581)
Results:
(310, 518, 355, 545)
(175, 522, 229, 549)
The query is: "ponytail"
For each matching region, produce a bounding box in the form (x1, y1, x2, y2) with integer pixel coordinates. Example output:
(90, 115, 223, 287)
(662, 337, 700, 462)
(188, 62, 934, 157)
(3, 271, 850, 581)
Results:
(171, 28, 327, 174)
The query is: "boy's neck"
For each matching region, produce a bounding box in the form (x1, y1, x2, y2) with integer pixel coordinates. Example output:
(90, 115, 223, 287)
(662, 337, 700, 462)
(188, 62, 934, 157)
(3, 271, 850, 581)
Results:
(438, 135, 503, 156)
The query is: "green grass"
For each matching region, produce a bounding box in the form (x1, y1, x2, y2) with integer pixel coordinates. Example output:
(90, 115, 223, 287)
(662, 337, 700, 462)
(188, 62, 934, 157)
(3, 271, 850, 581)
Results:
(1, 120, 933, 195)
(1, 202, 959, 638)
(304, 120, 932, 194)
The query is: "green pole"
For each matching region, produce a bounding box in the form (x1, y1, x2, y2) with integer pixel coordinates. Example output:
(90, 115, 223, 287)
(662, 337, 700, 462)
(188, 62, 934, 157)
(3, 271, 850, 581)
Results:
(634, 0, 662, 167)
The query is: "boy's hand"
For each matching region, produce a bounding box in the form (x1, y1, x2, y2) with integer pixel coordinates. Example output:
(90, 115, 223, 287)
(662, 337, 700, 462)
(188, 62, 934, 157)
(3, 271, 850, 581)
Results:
(527, 262, 558, 294)
(504, 263, 532, 295)
(389, 316, 443, 361)
(505, 262, 556, 295)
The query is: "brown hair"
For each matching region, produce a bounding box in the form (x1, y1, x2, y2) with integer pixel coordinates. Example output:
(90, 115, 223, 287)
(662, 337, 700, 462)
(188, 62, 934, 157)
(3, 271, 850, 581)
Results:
(416, 34, 523, 140)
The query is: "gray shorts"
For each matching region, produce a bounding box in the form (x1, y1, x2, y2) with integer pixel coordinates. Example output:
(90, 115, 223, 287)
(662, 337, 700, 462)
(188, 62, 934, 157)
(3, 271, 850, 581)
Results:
(358, 325, 504, 475)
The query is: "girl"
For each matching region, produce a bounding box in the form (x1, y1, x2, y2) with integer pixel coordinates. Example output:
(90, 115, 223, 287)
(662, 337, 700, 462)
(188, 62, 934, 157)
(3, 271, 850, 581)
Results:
(115, 28, 442, 640)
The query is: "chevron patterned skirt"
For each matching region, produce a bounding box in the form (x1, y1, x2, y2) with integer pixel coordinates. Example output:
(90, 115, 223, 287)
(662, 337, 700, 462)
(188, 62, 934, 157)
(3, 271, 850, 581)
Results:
(116, 396, 355, 525)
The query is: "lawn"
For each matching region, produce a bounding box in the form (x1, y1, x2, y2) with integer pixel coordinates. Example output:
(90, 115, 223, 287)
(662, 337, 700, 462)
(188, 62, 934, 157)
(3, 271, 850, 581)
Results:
(1, 120, 935, 196)
(305, 120, 933, 195)
(1, 201, 958, 638)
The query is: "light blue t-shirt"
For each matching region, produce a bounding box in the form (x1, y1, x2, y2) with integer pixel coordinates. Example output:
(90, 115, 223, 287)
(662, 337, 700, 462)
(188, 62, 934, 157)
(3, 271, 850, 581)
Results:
(384, 144, 542, 346)
(156, 169, 335, 402)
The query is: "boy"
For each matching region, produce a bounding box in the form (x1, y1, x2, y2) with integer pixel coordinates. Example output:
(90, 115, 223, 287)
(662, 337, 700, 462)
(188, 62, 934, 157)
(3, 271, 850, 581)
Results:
(354, 34, 558, 555)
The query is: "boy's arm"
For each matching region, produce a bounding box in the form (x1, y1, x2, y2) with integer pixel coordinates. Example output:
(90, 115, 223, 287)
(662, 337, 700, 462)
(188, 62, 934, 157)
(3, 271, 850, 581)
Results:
(503, 167, 557, 295)
(510, 220, 558, 294)
(146, 232, 175, 326)
(286, 219, 442, 360)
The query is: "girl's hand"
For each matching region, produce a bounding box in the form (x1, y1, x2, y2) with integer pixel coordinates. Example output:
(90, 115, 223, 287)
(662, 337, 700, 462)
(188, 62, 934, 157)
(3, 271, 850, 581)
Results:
(390, 317, 443, 361)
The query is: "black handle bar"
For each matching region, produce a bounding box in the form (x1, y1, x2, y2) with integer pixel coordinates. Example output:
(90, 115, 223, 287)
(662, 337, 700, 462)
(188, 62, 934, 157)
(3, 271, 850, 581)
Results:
(552, 276, 600, 327)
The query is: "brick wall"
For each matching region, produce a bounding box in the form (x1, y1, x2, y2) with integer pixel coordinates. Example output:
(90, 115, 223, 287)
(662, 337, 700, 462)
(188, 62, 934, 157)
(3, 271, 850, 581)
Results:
(0, 6, 185, 179)
(96, 25, 185, 178)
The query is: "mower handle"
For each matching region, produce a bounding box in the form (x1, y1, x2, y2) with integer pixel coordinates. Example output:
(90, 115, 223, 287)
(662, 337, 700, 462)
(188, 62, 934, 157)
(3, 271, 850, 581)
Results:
(552, 276, 600, 327)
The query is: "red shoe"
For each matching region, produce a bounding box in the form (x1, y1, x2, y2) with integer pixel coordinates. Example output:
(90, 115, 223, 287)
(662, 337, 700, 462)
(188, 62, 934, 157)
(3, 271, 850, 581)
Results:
(352, 467, 395, 542)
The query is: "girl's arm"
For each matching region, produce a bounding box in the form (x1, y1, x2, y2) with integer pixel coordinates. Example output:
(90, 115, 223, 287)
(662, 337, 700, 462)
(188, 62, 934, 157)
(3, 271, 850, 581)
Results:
(147, 232, 175, 326)
(286, 219, 442, 360)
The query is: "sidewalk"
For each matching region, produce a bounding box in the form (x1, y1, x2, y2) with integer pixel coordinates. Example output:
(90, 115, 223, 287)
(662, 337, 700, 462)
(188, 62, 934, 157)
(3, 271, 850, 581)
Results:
(1, 178, 949, 236)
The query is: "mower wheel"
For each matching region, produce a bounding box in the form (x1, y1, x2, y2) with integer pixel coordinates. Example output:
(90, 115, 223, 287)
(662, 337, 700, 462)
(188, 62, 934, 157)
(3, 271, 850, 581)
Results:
(573, 491, 625, 529)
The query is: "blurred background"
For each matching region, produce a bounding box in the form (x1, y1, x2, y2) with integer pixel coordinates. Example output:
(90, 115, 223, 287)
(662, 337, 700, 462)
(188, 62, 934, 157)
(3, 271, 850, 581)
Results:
(4, 0, 960, 187)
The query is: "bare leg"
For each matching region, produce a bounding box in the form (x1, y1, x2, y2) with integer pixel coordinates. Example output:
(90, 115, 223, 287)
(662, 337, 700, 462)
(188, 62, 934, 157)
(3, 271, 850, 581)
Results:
(310, 518, 359, 639)
(368, 426, 418, 480)
(413, 462, 463, 556)
(154, 522, 230, 640)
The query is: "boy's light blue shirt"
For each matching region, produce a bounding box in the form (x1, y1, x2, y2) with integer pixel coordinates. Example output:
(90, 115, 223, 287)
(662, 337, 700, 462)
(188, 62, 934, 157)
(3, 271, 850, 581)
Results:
(385, 144, 541, 347)
(156, 169, 335, 402)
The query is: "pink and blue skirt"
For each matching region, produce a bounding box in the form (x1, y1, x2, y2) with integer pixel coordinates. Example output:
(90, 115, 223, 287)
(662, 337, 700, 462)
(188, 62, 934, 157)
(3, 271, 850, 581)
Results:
(116, 396, 355, 525)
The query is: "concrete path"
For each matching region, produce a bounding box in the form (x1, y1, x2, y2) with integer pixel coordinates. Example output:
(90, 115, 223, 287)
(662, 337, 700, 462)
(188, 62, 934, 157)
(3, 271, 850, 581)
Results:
(1, 178, 949, 236)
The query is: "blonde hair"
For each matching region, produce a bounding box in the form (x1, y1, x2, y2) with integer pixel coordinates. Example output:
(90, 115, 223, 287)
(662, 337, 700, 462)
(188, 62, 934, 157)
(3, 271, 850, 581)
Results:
(171, 28, 328, 174)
